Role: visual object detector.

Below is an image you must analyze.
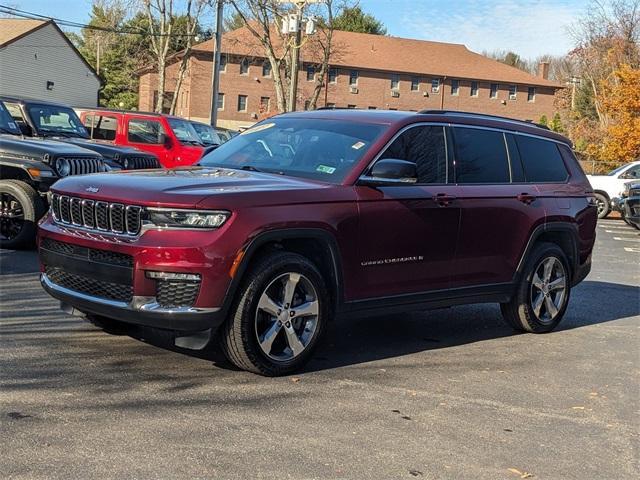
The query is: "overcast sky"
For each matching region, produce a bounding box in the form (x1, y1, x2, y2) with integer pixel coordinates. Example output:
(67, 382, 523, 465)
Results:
(15, 0, 588, 59)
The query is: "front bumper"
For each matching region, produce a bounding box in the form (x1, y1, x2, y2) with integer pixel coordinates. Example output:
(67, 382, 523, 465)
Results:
(622, 197, 640, 227)
(41, 273, 224, 332)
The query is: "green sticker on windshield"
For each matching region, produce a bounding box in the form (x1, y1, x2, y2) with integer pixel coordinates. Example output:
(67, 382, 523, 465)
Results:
(316, 165, 336, 174)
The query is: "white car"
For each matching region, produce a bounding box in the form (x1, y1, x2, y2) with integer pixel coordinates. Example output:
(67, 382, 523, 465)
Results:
(587, 160, 640, 218)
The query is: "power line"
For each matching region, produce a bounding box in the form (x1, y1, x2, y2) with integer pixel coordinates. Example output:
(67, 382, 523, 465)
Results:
(0, 5, 202, 37)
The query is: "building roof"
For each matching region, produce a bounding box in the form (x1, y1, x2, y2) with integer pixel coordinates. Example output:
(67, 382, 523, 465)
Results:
(191, 26, 561, 89)
(0, 18, 48, 47)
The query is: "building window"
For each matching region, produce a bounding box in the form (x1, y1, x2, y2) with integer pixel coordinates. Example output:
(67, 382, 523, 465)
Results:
(260, 96, 270, 112)
(470, 81, 478, 97)
(328, 68, 338, 84)
(431, 78, 440, 93)
(239, 58, 249, 75)
(508, 85, 517, 100)
(306, 65, 315, 82)
(237, 94, 247, 112)
(347, 104, 356, 109)
(490, 83, 498, 99)
(527, 86, 536, 102)
(349, 70, 358, 86)
(410, 77, 420, 91)
(219, 54, 227, 73)
(262, 60, 271, 77)
(217, 93, 225, 110)
(451, 79, 460, 96)
(390, 74, 400, 90)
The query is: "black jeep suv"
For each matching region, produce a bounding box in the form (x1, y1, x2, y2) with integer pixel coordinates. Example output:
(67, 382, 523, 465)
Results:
(1, 96, 160, 171)
(0, 101, 105, 249)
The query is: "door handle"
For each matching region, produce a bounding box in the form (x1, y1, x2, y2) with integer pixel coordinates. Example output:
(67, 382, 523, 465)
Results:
(433, 193, 457, 206)
(517, 193, 537, 205)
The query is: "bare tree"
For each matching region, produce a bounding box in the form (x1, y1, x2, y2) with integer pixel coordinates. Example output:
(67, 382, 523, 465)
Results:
(143, 0, 174, 112)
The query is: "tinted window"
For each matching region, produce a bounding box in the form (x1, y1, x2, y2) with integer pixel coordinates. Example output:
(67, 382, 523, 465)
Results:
(84, 114, 117, 141)
(127, 119, 164, 144)
(453, 127, 510, 184)
(516, 135, 568, 182)
(379, 126, 448, 184)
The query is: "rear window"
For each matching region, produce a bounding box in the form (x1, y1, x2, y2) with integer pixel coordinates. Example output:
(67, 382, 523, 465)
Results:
(453, 127, 510, 184)
(516, 135, 569, 183)
(127, 119, 164, 144)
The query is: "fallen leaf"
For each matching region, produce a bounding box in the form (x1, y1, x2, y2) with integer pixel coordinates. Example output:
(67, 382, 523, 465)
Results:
(571, 406, 585, 410)
(409, 469, 423, 476)
(407, 390, 417, 396)
(291, 377, 300, 383)
(508, 468, 534, 478)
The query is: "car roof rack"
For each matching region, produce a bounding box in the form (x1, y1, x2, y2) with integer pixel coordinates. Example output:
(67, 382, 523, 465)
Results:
(417, 109, 550, 130)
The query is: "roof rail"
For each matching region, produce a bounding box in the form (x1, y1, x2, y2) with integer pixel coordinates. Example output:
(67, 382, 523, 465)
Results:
(417, 109, 550, 130)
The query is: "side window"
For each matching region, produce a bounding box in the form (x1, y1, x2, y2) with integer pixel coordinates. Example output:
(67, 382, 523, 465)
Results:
(516, 135, 569, 183)
(453, 127, 510, 184)
(621, 164, 640, 179)
(85, 115, 117, 141)
(127, 119, 164, 144)
(378, 126, 448, 184)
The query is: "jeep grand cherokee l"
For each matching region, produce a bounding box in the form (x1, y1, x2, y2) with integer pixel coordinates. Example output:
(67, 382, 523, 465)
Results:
(38, 110, 597, 375)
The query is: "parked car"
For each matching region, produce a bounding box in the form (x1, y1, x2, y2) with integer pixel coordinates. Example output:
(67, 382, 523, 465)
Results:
(215, 127, 239, 143)
(77, 108, 206, 168)
(0, 101, 105, 249)
(620, 181, 640, 230)
(0, 97, 160, 171)
(38, 110, 597, 375)
(586, 160, 640, 218)
(189, 120, 222, 147)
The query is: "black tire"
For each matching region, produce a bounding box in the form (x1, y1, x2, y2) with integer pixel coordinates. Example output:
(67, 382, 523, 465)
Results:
(220, 251, 329, 376)
(594, 192, 610, 219)
(501, 242, 571, 333)
(0, 180, 46, 250)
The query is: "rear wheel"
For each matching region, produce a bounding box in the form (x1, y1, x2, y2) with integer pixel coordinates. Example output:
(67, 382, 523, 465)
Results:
(501, 242, 571, 333)
(220, 251, 328, 376)
(0, 180, 45, 250)
(594, 192, 610, 219)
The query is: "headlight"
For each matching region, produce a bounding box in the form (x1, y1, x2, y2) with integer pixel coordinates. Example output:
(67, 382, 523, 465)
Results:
(144, 209, 230, 229)
(55, 158, 70, 177)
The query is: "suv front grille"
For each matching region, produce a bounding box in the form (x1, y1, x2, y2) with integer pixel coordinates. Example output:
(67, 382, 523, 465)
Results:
(156, 279, 200, 308)
(51, 194, 142, 235)
(41, 238, 133, 267)
(126, 155, 160, 169)
(58, 157, 104, 176)
(45, 266, 133, 302)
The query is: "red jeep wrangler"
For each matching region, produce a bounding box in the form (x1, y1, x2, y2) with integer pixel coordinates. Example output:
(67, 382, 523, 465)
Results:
(79, 109, 207, 168)
(38, 110, 597, 375)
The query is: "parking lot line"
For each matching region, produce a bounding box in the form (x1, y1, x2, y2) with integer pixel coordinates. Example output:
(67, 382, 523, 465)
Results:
(624, 246, 640, 252)
(613, 237, 640, 242)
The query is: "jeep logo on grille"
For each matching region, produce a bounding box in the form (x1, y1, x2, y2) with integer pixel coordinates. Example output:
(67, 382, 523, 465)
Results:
(85, 186, 100, 193)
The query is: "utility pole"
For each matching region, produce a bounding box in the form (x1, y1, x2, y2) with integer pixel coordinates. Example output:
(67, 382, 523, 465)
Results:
(288, 6, 303, 111)
(209, 0, 224, 127)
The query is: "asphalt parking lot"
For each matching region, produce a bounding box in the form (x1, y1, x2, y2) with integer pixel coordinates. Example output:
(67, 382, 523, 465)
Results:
(1, 219, 638, 480)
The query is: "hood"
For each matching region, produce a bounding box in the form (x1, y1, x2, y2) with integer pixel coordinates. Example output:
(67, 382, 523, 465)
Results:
(57, 138, 155, 159)
(0, 135, 102, 160)
(51, 167, 332, 208)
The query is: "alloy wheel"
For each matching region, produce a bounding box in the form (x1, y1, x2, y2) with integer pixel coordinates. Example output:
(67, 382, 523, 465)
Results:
(595, 197, 606, 217)
(530, 256, 567, 324)
(255, 272, 320, 361)
(0, 192, 25, 241)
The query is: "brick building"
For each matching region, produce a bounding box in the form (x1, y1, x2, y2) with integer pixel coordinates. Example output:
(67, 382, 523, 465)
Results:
(138, 27, 562, 129)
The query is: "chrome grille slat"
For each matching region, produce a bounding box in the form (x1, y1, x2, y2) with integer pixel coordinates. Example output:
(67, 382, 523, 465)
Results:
(51, 195, 141, 236)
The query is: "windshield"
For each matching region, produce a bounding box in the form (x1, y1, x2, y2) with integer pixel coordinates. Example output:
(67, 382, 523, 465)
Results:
(167, 117, 202, 144)
(0, 102, 20, 135)
(27, 104, 89, 138)
(191, 122, 222, 145)
(199, 117, 385, 184)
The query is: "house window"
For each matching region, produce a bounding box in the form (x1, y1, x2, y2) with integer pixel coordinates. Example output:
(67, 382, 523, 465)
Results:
(347, 104, 356, 109)
(219, 54, 227, 72)
(239, 58, 249, 75)
(451, 79, 460, 96)
(328, 68, 338, 84)
(490, 83, 498, 99)
(508, 85, 517, 100)
(410, 77, 420, 91)
(349, 70, 358, 86)
(217, 93, 225, 110)
(390, 74, 400, 90)
(527, 86, 536, 102)
(470, 81, 478, 97)
(306, 65, 315, 82)
(260, 96, 270, 112)
(237, 95, 247, 112)
(262, 60, 271, 77)
(431, 78, 440, 93)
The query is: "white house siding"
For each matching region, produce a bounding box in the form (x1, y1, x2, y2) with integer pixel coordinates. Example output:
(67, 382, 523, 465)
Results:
(0, 24, 100, 107)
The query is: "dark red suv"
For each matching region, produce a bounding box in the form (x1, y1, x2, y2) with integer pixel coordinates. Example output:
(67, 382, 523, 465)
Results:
(38, 110, 597, 375)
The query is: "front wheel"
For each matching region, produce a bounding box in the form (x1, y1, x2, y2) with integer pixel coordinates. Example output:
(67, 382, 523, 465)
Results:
(220, 251, 329, 376)
(501, 242, 571, 333)
(594, 192, 610, 219)
(0, 180, 46, 249)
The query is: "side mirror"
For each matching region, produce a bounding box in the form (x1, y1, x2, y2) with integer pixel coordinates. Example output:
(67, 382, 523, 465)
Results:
(359, 158, 417, 186)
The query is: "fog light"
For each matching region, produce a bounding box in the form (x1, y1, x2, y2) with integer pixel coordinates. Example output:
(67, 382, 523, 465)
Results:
(146, 271, 200, 281)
